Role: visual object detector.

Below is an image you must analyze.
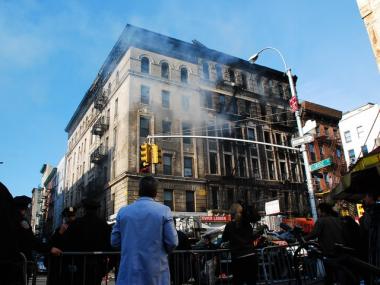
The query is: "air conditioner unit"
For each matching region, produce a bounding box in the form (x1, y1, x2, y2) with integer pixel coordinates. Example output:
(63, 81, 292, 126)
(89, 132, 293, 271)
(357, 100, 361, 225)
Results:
(375, 137, 380, 147)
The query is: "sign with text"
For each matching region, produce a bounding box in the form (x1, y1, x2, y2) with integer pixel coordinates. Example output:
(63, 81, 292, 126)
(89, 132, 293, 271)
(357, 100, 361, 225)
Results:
(309, 157, 333, 172)
(201, 216, 231, 223)
(265, 199, 280, 215)
(289, 96, 299, 112)
(291, 134, 314, 147)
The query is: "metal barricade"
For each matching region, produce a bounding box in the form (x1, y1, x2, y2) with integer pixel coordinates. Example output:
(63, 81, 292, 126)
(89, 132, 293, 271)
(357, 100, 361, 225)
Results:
(256, 244, 325, 285)
(0, 252, 28, 285)
(171, 249, 232, 285)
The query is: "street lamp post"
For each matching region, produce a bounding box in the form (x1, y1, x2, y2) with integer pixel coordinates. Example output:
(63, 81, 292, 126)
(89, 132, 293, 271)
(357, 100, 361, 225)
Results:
(249, 47, 318, 220)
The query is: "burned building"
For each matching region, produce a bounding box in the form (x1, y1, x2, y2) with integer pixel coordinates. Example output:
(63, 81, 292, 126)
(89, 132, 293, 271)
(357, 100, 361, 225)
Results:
(64, 25, 309, 220)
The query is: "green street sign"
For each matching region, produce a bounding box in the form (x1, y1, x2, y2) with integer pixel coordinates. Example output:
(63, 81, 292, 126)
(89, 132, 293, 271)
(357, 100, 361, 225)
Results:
(310, 157, 332, 172)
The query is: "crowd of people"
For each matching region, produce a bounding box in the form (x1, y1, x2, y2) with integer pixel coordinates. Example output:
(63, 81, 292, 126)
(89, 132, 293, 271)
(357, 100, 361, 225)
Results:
(0, 177, 379, 285)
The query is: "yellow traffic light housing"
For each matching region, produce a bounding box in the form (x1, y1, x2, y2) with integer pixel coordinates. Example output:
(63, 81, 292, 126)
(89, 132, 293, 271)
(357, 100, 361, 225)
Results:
(140, 143, 151, 166)
(151, 144, 162, 164)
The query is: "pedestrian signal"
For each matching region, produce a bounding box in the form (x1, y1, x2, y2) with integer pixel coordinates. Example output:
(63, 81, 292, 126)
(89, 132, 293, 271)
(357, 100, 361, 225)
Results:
(151, 144, 162, 164)
(140, 143, 151, 166)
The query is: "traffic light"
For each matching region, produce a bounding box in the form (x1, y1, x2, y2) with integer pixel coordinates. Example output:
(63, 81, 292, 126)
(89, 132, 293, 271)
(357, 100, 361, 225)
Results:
(140, 143, 151, 166)
(151, 144, 162, 164)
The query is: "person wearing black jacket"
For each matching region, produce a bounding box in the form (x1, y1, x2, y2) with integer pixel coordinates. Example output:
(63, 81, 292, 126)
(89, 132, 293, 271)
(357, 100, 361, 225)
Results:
(222, 202, 260, 285)
(59, 198, 113, 285)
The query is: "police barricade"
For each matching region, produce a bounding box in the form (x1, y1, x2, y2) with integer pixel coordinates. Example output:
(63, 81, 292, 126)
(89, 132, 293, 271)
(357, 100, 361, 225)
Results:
(46, 251, 119, 285)
(0, 252, 28, 285)
(170, 249, 232, 285)
(256, 244, 325, 285)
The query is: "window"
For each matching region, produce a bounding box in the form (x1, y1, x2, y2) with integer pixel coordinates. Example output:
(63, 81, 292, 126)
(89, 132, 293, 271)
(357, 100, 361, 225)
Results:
(182, 122, 192, 144)
(162, 120, 171, 135)
(224, 154, 233, 176)
(186, 191, 195, 212)
(161, 90, 170, 108)
(227, 188, 234, 207)
(164, 190, 174, 210)
(361, 145, 368, 155)
(209, 153, 218, 174)
(336, 148, 342, 158)
(203, 62, 209, 80)
(245, 101, 251, 115)
(228, 69, 235, 82)
(163, 154, 172, 175)
(181, 96, 189, 111)
(114, 98, 118, 118)
(252, 158, 260, 179)
(268, 161, 276, 180)
(113, 127, 118, 149)
(280, 161, 287, 180)
(211, 187, 218, 209)
(247, 128, 256, 140)
(180, 67, 188, 83)
(140, 117, 149, 138)
(348, 149, 355, 164)
(357, 126, 364, 139)
(141, 57, 149, 74)
(216, 65, 223, 81)
(238, 157, 246, 177)
(219, 95, 225, 112)
(203, 92, 213, 109)
(241, 73, 247, 89)
(344, 131, 352, 143)
(309, 143, 316, 161)
(108, 83, 111, 96)
(184, 157, 193, 177)
(161, 62, 169, 79)
(278, 84, 284, 98)
(141, 85, 150, 104)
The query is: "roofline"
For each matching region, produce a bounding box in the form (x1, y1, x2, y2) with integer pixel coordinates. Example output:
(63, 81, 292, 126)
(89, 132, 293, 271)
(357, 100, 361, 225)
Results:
(65, 24, 294, 133)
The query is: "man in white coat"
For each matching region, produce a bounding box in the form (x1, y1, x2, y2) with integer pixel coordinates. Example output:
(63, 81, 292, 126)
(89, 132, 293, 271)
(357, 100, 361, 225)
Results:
(111, 175, 178, 285)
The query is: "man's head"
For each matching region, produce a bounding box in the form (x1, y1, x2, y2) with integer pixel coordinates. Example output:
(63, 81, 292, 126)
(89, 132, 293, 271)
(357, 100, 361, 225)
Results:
(139, 176, 158, 198)
(13, 196, 31, 216)
(230, 203, 243, 222)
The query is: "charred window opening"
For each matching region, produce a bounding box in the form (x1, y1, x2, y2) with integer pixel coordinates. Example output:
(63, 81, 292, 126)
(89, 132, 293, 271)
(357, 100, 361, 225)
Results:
(139, 117, 149, 138)
(216, 65, 223, 81)
(224, 155, 233, 176)
(184, 157, 193, 177)
(228, 69, 235, 83)
(141, 57, 150, 74)
(162, 120, 171, 135)
(241, 73, 247, 89)
(180, 67, 188, 83)
(203, 62, 209, 80)
(140, 85, 150, 104)
(161, 90, 170, 108)
(163, 154, 172, 175)
(209, 153, 218, 174)
(164, 189, 174, 210)
(186, 191, 195, 211)
(161, 62, 169, 79)
(182, 122, 192, 144)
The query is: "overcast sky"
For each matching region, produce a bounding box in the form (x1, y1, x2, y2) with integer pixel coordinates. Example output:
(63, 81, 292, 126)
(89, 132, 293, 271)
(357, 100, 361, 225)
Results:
(0, 0, 379, 197)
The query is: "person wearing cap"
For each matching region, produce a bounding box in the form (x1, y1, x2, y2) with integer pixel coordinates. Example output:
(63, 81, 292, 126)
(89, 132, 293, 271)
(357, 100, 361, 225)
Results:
(59, 197, 112, 285)
(50, 207, 77, 249)
(111, 175, 178, 285)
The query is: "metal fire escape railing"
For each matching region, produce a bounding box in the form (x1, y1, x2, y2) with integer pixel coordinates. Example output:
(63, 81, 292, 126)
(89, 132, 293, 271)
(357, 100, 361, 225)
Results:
(91, 116, 109, 137)
(90, 144, 107, 164)
(94, 92, 107, 111)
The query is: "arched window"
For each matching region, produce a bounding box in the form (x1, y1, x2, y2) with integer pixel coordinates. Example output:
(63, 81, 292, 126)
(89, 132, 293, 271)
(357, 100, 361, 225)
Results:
(216, 65, 223, 81)
(202, 62, 209, 80)
(161, 62, 169, 79)
(228, 69, 235, 83)
(181, 67, 188, 83)
(141, 57, 149, 74)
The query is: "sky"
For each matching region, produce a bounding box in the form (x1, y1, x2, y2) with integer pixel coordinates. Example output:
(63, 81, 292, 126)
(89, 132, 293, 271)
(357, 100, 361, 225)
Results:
(0, 0, 379, 197)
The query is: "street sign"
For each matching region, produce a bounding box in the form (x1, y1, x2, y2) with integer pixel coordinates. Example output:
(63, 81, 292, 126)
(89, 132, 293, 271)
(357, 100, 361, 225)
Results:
(302, 120, 317, 135)
(291, 134, 314, 147)
(265, 200, 280, 215)
(289, 96, 299, 112)
(309, 157, 333, 172)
